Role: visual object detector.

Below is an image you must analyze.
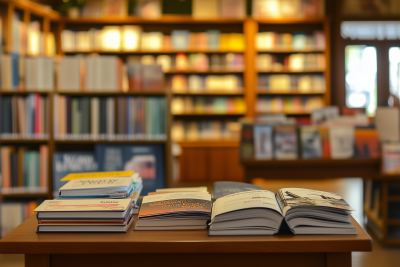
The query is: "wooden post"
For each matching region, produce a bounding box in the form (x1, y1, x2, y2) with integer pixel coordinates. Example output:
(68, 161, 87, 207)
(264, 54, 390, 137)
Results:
(323, 18, 331, 106)
(243, 18, 257, 119)
(5, 3, 15, 53)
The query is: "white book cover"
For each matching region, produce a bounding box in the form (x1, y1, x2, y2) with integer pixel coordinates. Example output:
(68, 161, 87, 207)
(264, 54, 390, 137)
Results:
(60, 177, 133, 191)
(329, 126, 355, 159)
(35, 199, 132, 212)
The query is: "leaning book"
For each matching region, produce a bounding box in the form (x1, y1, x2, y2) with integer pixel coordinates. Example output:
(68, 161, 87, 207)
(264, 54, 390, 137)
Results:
(209, 188, 357, 236)
(34, 199, 134, 233)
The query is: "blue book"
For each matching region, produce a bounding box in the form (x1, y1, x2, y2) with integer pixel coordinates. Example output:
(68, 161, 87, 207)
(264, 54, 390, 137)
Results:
(95, 144, 165, 195)
(52, 152, 99, 198)
(11, 53, 19, 90)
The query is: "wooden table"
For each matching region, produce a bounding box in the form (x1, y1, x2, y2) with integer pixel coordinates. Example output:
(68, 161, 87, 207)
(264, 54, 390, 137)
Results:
(0, 215, 372, 267)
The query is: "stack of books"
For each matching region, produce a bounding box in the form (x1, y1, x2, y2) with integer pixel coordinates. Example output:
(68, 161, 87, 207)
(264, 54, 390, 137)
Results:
(35, 199, 134, 233)
(33, 171, 143, 233)
(136, 189, 212, 231)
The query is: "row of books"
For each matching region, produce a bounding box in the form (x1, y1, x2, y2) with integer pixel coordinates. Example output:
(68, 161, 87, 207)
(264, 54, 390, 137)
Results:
(135, 183, 356, 235)
(0, 55, 54, 91)
(172, 96, 246, 114)
(143, 53, 244, 72)
(256, 96, 324, 113)
(257, 53, 326, 72)
(253, 0, 325, 18)
(256, 31, 325, 51)
(58, 56, 164, 92)
(171, 75, 243, 92)
(172, 120, 240, 141)
(240, 122, 379, 160)
(35, 171, 143, 233)
(62, 27, 245, 52)
(53, 95, 167, 140)
(81, 0, 162, 18)
(258, 74, 326, 92)
(0, 146, 48, 194)
(0, 201, 39, 238)
(11, 14, 56, 56)
(0, 94, 49, 139)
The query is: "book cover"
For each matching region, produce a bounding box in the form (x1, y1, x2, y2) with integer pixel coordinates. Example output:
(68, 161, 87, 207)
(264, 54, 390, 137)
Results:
(139, 192, 212, 218)
(60, 177, 133, 191)
(274, 125, 298, 159)
(382, 142, 400, 174)
(300, 126, 322, 159)
(329, 126, 355, 159)
(136, 0, 162, 19)
(95, 144, 165, 195)
(52, 152, 99, 198)
(253, 124, 273, 159)
(354, 128, 379, 158)
(35, 199, 132, 212)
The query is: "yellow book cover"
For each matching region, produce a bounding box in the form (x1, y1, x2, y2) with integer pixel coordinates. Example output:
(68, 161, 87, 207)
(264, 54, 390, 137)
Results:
(61, 171, 135, 181)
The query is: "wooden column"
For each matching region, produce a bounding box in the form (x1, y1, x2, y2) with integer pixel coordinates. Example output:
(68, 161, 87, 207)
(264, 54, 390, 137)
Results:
(323, 18, 332, 106)
(243, 18, 257, 118)
(5, 3, 15, 53)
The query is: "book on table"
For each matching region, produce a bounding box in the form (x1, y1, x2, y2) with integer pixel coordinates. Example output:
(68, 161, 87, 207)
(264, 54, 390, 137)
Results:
(135, 192, 212, 230)
(34, 199, 134, 233)
(212, 182, 261, 199)
(57, 171, 139, 198)
(209, 188, 357, 236)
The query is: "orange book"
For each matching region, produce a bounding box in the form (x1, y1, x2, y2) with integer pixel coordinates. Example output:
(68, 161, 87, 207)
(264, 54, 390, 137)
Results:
(1, 146, 15, 190)
(40, 145, 48, 191)
(319, 127, 330, 159)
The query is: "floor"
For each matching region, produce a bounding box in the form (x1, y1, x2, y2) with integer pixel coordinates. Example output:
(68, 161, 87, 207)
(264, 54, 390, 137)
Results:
(1, 178, 400, 267)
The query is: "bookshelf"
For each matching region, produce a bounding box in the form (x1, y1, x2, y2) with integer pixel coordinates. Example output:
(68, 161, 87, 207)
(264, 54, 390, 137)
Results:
(0, 0, 331, 192)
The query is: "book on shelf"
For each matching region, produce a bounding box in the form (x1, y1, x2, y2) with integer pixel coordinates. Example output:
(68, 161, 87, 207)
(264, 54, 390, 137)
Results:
(274, 124, 298, 159)
(192, 0, 219, 19)
(171, 96, 246, 114)
(258, 74, 325, 94)
(0, 54, 54, 91)
(81, 0, 104, 17)
(212, 181, 262, 199)
(34, 198, 134, 233)
(0, 94, 49, 139)
(256, 53, 325, 72)
(382, 142, 400, 174)
(256, 96, 324, 113)
(239, 115, 379, 160)
(102, 0, 127, 16)
(135, 192, 212, 230)
(209, 188, 356, 236)
(256, 31, 325, 51)
(220, 0, 246, 18)
(52, 152, 99, 198)
(53, 95, 166, 140)
(172, 120, 240, 141)
(135, 0, 162, 18)
(95, 144, 165, 195)
(1, 201, 39, 237)
(374, 107, 400, 142)
(252, 0, 324, 18)
(57, 171, 139, 198)
(0, 145, 48, 194)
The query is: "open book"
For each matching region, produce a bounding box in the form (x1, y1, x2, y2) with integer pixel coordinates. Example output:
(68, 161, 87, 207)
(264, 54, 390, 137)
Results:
(209, 188, 357, 236)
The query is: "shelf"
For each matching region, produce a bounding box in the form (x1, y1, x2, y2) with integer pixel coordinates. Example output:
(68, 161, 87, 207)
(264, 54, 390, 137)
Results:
(255, 17, 328, 24)
(0, 0, 61, 20)
(64, 49, 244, 54)
(0, 90, 52, 95)
(257, 49, 325, 53)
(177, 139, 239, 147)
(242, 158, 380, 166)
(173, 112, 245, 116)
(55, 91, 167, 96)
(258, 70, 325, 73)
(166, 70, 244, 74)
(258, 90, 325, 95)
(364, 207, 384, 231)
(55, 140, 167, 144)
(62, 15, 245, 24)
(173, 91, 244, 96)
(0, 193, 48, 198)
(256, 111, 311, 115)
(0, 139, 49, 143)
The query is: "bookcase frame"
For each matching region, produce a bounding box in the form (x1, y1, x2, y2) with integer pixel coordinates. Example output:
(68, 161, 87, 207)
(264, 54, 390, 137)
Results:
(0, 0, 331, 200)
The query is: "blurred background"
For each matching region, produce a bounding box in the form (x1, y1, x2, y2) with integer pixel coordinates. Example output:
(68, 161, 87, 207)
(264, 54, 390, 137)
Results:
(1, 0, 400, 266)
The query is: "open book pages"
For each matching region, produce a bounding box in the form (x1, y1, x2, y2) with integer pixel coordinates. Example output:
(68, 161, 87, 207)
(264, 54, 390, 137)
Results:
(209, 188, 356, 236)
(276, 188, 355, 216)
(35, 199, 133, 212)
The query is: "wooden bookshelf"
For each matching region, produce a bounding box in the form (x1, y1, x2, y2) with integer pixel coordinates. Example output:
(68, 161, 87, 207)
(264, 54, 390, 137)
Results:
(257, 91, 325, 95)
(257, 70, 325, 73)
(173, 112, 245, 116)
(257, 49, 325, 53)
(54, 140, 167, 144)
(64, 49, 245, 54)
(172, 91, 244, 96)
(165, 70, 244, 74)
(54, 91, 167, 96)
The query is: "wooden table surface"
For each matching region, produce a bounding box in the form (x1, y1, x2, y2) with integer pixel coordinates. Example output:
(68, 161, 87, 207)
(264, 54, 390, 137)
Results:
(0, 214, 372, 255)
